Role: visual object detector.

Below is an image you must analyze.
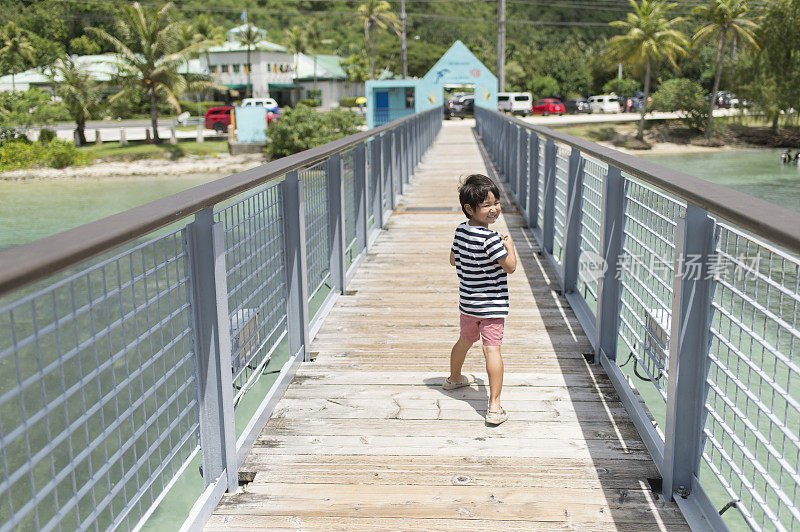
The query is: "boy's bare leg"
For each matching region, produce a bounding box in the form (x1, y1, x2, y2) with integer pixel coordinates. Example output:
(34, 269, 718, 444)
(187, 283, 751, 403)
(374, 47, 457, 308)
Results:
(482, 345, 504, 412)
(449, 337, 473, 382)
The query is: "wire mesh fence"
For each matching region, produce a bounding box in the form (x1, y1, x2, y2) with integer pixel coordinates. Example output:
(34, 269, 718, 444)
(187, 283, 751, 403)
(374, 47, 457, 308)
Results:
(214, 184, 287, 404)
(476, 106, 800, 531)
(0, 108, 442, 532)
(0, 229, 198, 531)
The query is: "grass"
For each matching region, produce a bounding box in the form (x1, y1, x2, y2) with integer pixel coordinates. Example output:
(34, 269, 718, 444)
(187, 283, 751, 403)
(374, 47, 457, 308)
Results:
(79, 139, 228, 162)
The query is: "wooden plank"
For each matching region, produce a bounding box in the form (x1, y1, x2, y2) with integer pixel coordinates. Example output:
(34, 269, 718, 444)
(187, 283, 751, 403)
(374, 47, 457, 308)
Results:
(213, 483, 686, 524)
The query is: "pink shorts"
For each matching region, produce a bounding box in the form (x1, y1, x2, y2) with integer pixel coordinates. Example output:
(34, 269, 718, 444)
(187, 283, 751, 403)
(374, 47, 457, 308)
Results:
(460, 313, 505, 346)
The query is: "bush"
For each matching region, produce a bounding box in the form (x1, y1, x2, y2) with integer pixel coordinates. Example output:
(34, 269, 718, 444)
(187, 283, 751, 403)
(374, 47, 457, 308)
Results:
(650, 78, 708, 133)
(339, 97, 360, 108)
(38, 128, 57, 144)
(296, 98, 320, 108)
(0, 127, 29, 145)
(0, 139, 87, 171)
(529, 76, 559, 100)
(602, 78, 641, 98)
(267, 105, 363, 159)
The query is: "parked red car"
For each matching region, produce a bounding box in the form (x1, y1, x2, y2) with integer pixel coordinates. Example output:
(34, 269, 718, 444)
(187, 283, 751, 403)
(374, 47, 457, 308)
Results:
(531, 98, 565, 116)
(204, 105, 278, 134)
(205, 106, 233, 133)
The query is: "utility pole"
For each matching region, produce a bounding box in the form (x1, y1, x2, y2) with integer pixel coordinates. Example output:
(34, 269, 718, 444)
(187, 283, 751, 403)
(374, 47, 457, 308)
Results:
(497, 0, 506, 91)
(400, 0, 408, 78)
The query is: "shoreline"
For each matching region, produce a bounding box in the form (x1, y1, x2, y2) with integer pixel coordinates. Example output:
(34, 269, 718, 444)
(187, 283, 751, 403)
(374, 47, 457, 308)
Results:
(0, 152, 265, 181)
(600, 140, 748, 156)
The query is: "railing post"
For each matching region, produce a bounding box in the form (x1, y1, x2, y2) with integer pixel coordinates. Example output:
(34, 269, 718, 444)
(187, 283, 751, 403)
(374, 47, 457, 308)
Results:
(513, 125, 520, 195)
(662, 203, 718, 502)
(281, 170, 311, 361)
(405, 121, 412, 182)
(382, 132, 391, 221)
(541, 138, 557, 254)
(528, 133, 539, 228)
(562, 147, 586, 292)
(518, 126, 528, 212)
(185, 207, 238, 492)
(390, 129, 399, 208)
(355, 141, 368, 253)
(374, 135, 385, 229)
(327, 153, 346, 292)
(594, 166, 625, 364)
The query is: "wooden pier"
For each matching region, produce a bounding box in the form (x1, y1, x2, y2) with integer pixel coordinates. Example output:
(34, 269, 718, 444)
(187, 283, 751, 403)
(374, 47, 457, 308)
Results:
(206, 120, 690, 531)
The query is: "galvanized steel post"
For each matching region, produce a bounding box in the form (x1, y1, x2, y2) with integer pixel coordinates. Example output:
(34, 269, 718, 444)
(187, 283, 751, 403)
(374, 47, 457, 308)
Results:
(281, 170, 311, 361)
(541, 138, 557, 254)
(390, 129, 399, 208)
(327, 153, 346, 292)
(185, 208, 238, 492)
(354, 142, 368, 253)
(382, 132, 391, 220)
(518, 126, 528, 212)
(662, 203, 718, 501)
(527, 133, 539, 229)
(594, 166, 625, 364)
(562, 147, 586, 292)
(374, 135, 385, 229)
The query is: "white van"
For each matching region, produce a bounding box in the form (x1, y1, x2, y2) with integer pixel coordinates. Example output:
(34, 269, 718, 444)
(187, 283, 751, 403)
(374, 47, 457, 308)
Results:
(588, 94, 621, 114)
(241, 97, 279, 112)
(497, 92, 533, 116)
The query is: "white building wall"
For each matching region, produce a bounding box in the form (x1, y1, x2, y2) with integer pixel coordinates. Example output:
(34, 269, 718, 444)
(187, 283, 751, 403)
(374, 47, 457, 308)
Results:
(296, 80, 364, 108)
(204, 50, 294, 97)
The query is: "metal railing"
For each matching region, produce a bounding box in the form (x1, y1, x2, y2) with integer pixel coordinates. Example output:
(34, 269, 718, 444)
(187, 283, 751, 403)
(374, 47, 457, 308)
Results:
(0, 108, 442, 531)
(477, 107, 800, 532)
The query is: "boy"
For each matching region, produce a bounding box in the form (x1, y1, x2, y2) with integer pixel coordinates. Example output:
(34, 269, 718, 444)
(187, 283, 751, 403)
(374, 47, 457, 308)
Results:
(444, 174, 516, 425)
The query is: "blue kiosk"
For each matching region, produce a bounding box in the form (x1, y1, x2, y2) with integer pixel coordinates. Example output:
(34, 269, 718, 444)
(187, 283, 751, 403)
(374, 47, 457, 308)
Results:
(366, 41, 498, 128)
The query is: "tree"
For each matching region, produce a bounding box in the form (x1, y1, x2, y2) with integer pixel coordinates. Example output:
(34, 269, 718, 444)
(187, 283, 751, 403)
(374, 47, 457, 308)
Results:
(606, 0, 688, 140)
(0, 88, 67, 129)
(602, 77, 641, 97)
(193, 15, 224, 78)
(356, 0, 400, 79)
(285, 26, 307, 88)
(306, 20, 322, 95)
(237, 23, 262, 98)
(48, 56, 103, 146)
(650, 77, 707, 131)
(90, 2, 214, 143)
(0, 23, 35, 91)
(692, 0, 759, 139)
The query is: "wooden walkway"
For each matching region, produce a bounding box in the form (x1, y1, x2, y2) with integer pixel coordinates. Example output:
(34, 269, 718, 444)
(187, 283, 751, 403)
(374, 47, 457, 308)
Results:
(206, 120, 690, 530)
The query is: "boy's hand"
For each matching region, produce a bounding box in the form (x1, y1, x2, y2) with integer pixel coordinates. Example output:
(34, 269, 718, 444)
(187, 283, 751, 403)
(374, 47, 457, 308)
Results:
(501, 234, 515, 250)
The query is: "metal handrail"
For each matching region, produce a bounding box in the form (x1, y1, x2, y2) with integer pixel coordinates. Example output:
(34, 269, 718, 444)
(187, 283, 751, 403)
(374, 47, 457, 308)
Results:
(491, 109, 800, 255)
(0, 112, 426, 297)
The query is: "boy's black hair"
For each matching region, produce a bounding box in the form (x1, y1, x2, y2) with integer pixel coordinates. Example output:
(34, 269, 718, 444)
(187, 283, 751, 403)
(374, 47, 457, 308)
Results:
(458, 174, 500, 218)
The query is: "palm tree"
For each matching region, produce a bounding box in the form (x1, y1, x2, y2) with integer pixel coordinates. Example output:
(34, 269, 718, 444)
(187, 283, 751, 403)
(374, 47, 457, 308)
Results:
(193, 15, 224, 77)
(91, 2, 214, 143)
(693, 0, 759, 139)
(357, 0, 400, 79)
(607, 0, 688, 141)
(285, 26, 307, 92)
(48, 56, 103, 145)
(305, 20, 322, 96)
(0, 23, 35, 91)
(238, 23, 262, 98)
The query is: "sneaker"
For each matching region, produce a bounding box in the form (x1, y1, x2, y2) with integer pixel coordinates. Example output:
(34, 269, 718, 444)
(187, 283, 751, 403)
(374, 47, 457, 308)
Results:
(485, 407, 508, 425)
(442, 374, 475, 390)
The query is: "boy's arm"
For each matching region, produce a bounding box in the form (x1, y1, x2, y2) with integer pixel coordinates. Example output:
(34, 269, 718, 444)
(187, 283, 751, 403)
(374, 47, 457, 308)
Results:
(450, 250, 456, 266)
(497, 235, 517, 274)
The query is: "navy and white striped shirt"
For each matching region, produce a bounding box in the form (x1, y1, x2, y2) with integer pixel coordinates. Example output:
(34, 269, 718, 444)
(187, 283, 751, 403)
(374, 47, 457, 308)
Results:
(451, 221, 509, 318)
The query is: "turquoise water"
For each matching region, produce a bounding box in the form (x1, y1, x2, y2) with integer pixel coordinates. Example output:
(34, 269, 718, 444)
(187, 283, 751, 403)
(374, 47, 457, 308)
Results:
(0, 174, 222, 251)
(641, 148, 800, 213)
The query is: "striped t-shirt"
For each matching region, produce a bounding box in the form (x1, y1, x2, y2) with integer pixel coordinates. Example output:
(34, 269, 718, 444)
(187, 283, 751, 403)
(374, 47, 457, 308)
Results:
(451, 221, 509, 318)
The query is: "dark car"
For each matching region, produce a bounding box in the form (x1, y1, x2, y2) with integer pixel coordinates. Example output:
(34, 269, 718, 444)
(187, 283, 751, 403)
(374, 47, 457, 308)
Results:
(565, 98, 592, 114)
(444, 95, 474, 119)
(451, 96, 474, 119)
